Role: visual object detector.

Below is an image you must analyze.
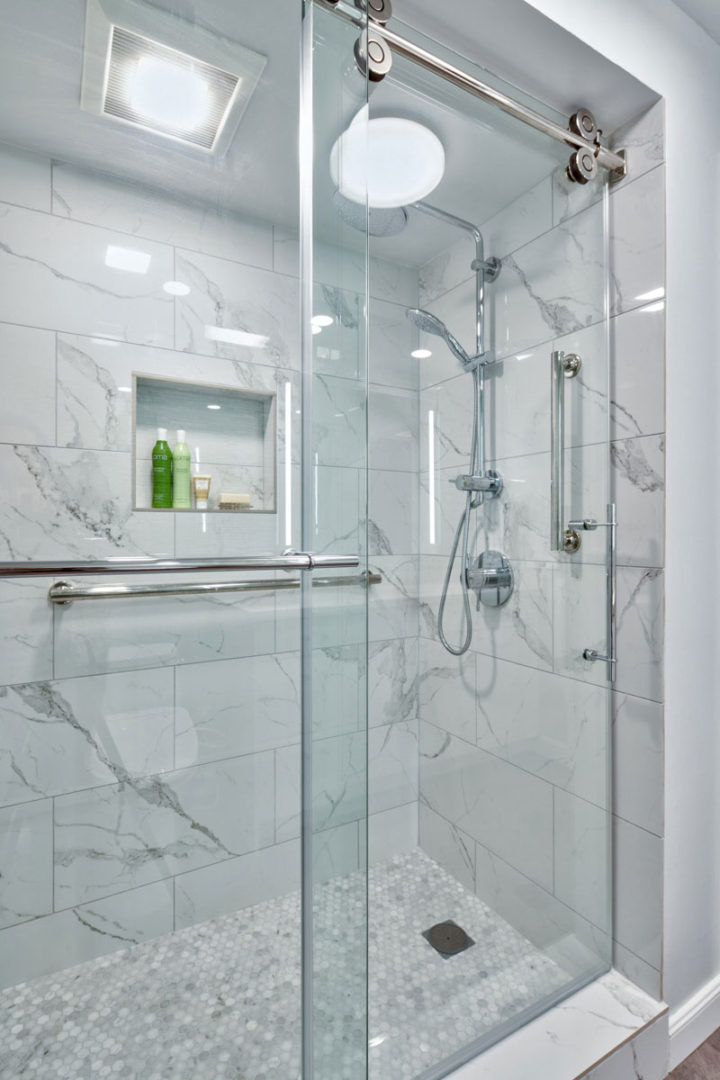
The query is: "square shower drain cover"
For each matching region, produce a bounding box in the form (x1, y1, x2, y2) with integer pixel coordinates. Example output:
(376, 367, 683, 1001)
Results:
(422, 920, 475, 959)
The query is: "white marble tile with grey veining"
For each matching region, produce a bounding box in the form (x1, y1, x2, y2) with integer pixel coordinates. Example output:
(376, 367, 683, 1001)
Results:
(419, 464, 469, 558)
(419, 803, 476, 893)
(419, 233, 479, 308)
(0, 799, 53, 930)
(420, 721, 554, 891)
(173, 839, 300, 930)
(418, 636, 476, 743)
(311, 465, 362, 555)
(369, 297, 421, 390)
(552, 166, 605, 228)
(583, 1013, 668, 1080)
(615, 567, 664, 702)
(369, 469, 418, 556)
(53, 576, 277, 679)
(369, 803, 417, 865)
(610, 303, 665, 441)
(0, 880, 173, 991)
(57, 334, 299, 460)
(369, 555, 419, 643)
(421, 372, 474, 471)
(369, 637, 418, 729)
(175, 249, 299, 368)
(0, 579, 53, 687)
(475, 653, 609, 809)
(52, 163, 274, 269)
(612, 435, 664, 568)
(0, 323, 56, 446)
(368, 720, 418, 817)
(554, 788, 611, 933)
(54, 752, 276, 909)
(174, 653, 300, 769)
(609, 165, 665, 317)
(481, 451, 552, 565)
(612, 940, 662, 1002)
(495, 200, 607, 360)
(0, 203, 174, 345)
(610, 100, 665, 187)
(475, 560, 554, 672)
(481, 177, 554, 262)
(275, 732, 365, 841)
(0, 445, 174, 561)
(0, 669, 174, 807)
(310, 644, 366, 739)
(0, 143, 51, 212)
(614, 814, 663, 969)
(369, 384, 418, 473)
(312, 374, 366, 468)
(552, 562, 609, 688)
(612, 692, 663, 837)
(313, 283, 364, 381)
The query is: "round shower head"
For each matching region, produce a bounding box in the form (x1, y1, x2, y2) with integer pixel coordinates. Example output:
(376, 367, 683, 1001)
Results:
(332, 191, 409, 237)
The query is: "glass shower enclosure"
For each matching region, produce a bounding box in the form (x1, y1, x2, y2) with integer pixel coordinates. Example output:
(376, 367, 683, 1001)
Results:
(0, 1, 615, 1078)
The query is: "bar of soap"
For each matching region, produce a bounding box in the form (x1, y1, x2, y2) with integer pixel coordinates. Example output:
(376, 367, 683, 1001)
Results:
(218, 492, 252, 509)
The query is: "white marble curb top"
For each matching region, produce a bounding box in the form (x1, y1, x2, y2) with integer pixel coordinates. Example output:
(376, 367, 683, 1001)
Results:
(448, 970, 667, 1080)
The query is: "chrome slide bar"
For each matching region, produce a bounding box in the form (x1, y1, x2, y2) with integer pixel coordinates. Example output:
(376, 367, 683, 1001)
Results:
(571, 505, 618, 684)
(0, 553, 359, 578)
(318, 0, 627, 179)
(48, 571, 381, 606)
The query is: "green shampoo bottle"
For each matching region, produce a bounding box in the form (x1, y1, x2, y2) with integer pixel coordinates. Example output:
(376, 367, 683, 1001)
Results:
(172, 429, 192, 509)
(151, 428, 173, 509)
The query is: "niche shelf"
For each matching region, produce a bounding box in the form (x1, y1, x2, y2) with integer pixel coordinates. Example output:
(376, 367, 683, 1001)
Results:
(132, 373, 277, 513)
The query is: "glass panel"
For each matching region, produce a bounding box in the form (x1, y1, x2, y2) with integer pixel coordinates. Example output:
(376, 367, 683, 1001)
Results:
(364, 36, 612, 1080)
(301, 4, 369, 1079)
(0, 2, 307, 1078)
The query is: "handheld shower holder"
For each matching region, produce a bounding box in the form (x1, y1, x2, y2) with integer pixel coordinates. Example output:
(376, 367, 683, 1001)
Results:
(451, 471, 503, 497)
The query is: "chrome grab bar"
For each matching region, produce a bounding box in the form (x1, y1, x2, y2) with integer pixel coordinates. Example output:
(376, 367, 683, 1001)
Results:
(49, 571, 382, 606)
(0, 553, 359, 578)
(569, 503, 618, 683)
(551, 350, 582, 552)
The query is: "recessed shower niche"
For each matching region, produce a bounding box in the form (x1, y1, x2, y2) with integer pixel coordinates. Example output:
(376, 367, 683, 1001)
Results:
(132, 374, 277, 512)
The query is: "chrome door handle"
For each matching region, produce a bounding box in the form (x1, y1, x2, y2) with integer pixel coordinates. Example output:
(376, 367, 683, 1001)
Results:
(575, 503, 618, 683)
(550, 350, 582, 552)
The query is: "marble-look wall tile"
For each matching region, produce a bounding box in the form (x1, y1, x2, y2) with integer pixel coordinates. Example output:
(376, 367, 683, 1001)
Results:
(614, 814, 663, 970)
(610, 100, 665, 187)
(0, 324, 56, 446)
(174, 839, 300, 929)
(0, 445, 174, 561)
(369, 297, 421, 390)
(312, 820, 361, 883)
(312, 284, 364, 382)
(615, 567, 664, 702)
(419, 803, 476, 893)
(54, 578, 277, 678)
(0, 880, 173, 990)
(554, 789, 611, 933)
(610, 303, 665, 441)
(421, 372, 474, 468)
(418, 637, 476, 744)
(613, 940, 662, 1001)
(275, 734, 365, 841)
(368, 719, 418, 816)
(0, 203, 174, 345)
(369, 803, 417, 865)
(418, 231, 479, 308)
(369, 555, 419, 643)
(313, 374, 366, 469)
(420, 722, 554, 891)
(368, 637, 418, 729)
(0, 670, 174, 806)
(552, 167, 605, 228)
(175, 249, 299, 369)
(582, 1013, 668, 1080)
(369, 469, 418, 558)
(475, 560, 554, 672)
(609, 165, 665, 317)
(369, 384, 419, 473)
(313, 465, 362, 555)
(313, 644, 366, 739)
(0, 143, 51, 212)
(52, 163, 274, 269)
(54, 752, 276, 908)
(175, 653, 300, 768)
(553, 562, 610, 688)
(0, 579, 53, 686)
(0, 800, 53, 929)
(476, 654, 609, 809)
(612, 435, 665, 568)
(480, 178, 554, 263)
(57, 334, 299, 460)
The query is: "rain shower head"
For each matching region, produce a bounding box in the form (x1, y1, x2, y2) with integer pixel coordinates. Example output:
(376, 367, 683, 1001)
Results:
(406, 307, 471, 368)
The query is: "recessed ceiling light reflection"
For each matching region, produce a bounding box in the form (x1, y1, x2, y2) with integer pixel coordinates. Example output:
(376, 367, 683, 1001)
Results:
(312, 315, 334, 328)
(105, 245, 151, 274)
(163, 280, 191, 296)
(204, 326, 269, 348)
(207, 404, 221, 410)
(516, 353, 532, 361)
(312, 325, 323, 336)
(412, 348, 432, 359)
(635, 287, 665, 302)
(642, 301, 665, 313)
(117, 386, 132, 393)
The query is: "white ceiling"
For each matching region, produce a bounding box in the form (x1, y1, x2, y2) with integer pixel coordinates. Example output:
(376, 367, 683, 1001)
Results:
(0, 0, 660, 267)
(670, 0, 720, 44)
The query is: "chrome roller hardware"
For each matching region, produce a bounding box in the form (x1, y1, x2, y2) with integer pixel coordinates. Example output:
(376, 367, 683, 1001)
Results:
(569, 108, 598, 141)
(354, 28, 392, 81)
(355, 0, 393, 23)
(467, 550, 514, 609)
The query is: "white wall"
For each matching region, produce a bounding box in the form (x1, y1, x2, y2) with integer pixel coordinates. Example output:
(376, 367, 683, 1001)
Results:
(523, 0, 720, 1044)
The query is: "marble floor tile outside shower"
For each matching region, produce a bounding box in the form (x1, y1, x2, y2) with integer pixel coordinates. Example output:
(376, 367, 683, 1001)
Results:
(0, 850, 574, 1080)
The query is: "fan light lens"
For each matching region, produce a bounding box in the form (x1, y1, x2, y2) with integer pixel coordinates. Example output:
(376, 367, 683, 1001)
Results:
(412, 349, 432, 359)
(330, 112, 445, 209)
(129, 56, 210, 131)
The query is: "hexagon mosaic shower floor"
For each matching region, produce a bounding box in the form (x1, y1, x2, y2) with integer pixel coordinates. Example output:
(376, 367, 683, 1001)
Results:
(0, 850, 575, 1080)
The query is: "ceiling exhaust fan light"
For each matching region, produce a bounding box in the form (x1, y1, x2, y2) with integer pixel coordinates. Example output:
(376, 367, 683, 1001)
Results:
(129, 56, 210, 131)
